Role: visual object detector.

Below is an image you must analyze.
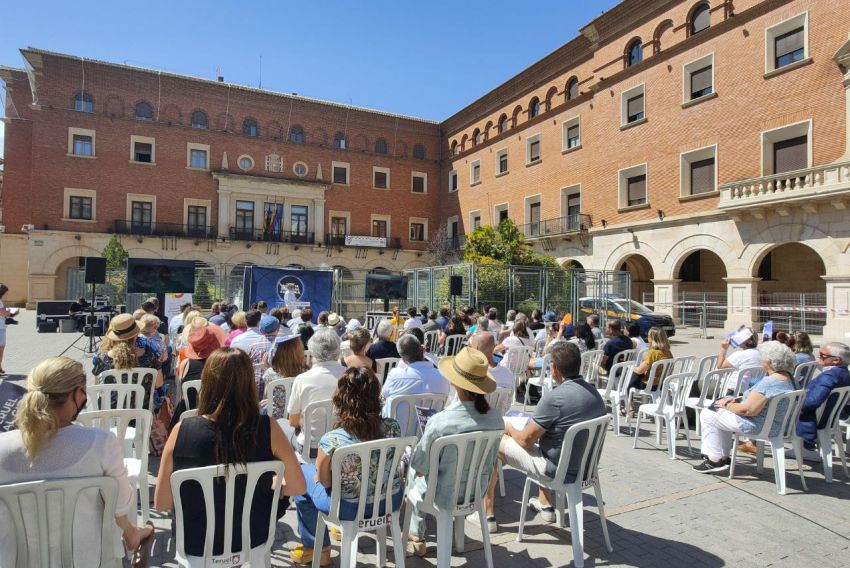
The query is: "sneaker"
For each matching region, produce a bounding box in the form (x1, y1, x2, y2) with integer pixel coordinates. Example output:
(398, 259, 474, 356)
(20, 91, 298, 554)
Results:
(290, 544, 331, 566)
(466, 512, 498, 533)
(528, 497, 556, 523)
(692, 457, 730, 474)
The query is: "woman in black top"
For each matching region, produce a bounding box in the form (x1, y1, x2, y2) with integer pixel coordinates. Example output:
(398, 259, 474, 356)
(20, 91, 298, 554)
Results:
(168, 326, 218, 430)
(154, 347, 306, 557)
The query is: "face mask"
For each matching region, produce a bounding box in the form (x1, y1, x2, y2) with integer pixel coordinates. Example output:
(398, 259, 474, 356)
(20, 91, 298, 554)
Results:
(72, 389, 88, 422)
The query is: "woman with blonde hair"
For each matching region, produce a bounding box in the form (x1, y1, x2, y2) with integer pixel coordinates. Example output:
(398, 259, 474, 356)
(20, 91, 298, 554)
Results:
(0, 357, 154, 564)
(141, 313, 169, 366)
(261, 335, 306, 419)
(225, 310, 248, 346)
(627, 326, 673, 393)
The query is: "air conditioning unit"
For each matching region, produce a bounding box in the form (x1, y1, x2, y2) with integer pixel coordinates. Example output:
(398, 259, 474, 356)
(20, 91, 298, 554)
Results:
(21, 224, 35, 232)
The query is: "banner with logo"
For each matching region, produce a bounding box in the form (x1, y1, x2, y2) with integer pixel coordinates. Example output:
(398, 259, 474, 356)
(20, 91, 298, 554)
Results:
(242, 267, 333, 323)
(164, 293, 193, 319)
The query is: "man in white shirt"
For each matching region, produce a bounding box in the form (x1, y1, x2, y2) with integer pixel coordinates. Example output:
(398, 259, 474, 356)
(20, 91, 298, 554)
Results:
(287, 328, 346, 432)
(403, 306, 422, 330)
(382, 334, 449, 430)
(283, 283, 298, 309)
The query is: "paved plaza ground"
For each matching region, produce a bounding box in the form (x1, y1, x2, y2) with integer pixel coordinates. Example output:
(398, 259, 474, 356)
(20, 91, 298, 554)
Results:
(3, 312, 849, 567)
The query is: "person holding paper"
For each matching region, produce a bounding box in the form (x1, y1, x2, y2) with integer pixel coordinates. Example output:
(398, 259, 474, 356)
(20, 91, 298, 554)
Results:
(406, 347, 503, 551)
(494, 342, 606, 523)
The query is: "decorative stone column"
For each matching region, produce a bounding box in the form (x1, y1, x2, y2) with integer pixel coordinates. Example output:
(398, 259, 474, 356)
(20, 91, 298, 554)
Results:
(822, 275, 850, 340)
(651, 279, 680, 320)
(217, 187, 232, 239)
(724, 277, 760, 330)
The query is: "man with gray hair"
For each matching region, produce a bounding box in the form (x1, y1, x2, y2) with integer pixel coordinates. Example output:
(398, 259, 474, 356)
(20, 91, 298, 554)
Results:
(366, 319, 400, 367)
(287, 328, 345, 430)
(794, 341, 850, 461)
(381, 334, 448, 418)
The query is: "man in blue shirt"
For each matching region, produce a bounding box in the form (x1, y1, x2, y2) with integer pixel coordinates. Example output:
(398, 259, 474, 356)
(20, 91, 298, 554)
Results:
(435, 307, 451, 332)
(600, 319, 633, 374)
(795, 342, 850, 460)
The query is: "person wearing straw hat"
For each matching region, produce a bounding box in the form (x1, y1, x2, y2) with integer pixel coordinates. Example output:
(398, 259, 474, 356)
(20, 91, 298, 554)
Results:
(406, 347, 504, 553)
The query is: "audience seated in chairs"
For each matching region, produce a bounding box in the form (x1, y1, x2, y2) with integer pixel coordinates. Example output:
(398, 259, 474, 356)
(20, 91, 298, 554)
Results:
(694, 341, 797, 474)
(291, 366, 403, 566)
(261, 334, 307, 419)
(366, 320, 400, 370)
(440, 314, 467, 347)
(343, 327, 373, 370)
(627, 327, 673, 393)
(381, 334, 449, 416)
(599, 319, 632, 376)
(489, 342, 606, 524)
(287, 329, 345, 431)
(154, 348, 305, 557)
(0, 357, 154, 565)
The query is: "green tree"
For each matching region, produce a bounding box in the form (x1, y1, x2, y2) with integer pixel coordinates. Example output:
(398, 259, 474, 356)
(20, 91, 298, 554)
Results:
(463, 219, 556, 267)
(193, 272, 212, 308)
(102, 235, 129, 268)
(100, 236, 128, 303)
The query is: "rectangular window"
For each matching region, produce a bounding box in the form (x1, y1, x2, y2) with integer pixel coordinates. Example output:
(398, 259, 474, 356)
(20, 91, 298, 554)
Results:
(566, 125, 580, 148)
(374, 170, 388, 189)
(470, 160, 481, 184)
(187, 205, 207, 235)
(773, 135, 808, 174)
(497, 150, 508, 174)
(567, 193, 581, 217)
(190, 149, 207, 169)
(690, 157, 716, 195)
(412, 173, 426, 193)
(133, 142, 153, 163)
(627, 94, 644, 123)
(529, 140, 540, 162)
(449, 170, 458, 192)
(332, 162, 350, 185)
(775, 27, 805, 69)
(627, 174, 647, 206)
(472, 214, 481, 229)
(410, 222, 426, 241)
(73, 135, 93, 156)
(498, 209, 509, 223)
(69, 196, 92, 220)
(131, 201, 152, 231)
(528, 202, 541, 236)
(690, 65, 713, 99)
(372, 219, 388, 238)
(291, 205, 309, 236)
(331, 216, 347, 237)
(235, 200, 254, 237)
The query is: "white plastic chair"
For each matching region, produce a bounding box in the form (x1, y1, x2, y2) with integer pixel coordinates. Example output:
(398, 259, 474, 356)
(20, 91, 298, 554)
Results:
(517, 415, 613, 568)
(537, 353, 555, 398)
(180, 408, 199, 421)
(264, 376, 294, 419)
(694, 355, 719, 392)
(97, 367, 158, 411)
(181, 379, 202, 410)
(402, 430, 503, 568)
(171, 460, 284, 567)
(597, 360, 635, 436)
(728, 389, 807, 495)
(791, 385, 850, 483)
(502, 346, 534, 409)
(443, 335, 465, 357)
(0, 476, 121, 568)
(301, 399, 336, 464)
(388, 393, 449, 438)
(794, 361, 821, 389)
(686, 368, 736, 435)
(580, 350, 603, 386)
(485, 386, 515, 497)
(671, 355, 696, 374)
(375, 357, 401, 385)
(735, 365, 767, 394)
(633, 373, 694, 459)
(315, 436, 417, 568)
(423, 330, 441, 354)
(626, 358, 676, 421)
(611, 349, 636, 366)
(84, 383, 146, 411)
(76, 408, 152, 524)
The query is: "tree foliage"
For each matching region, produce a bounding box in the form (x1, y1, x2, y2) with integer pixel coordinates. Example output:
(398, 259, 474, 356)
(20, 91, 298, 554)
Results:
(463, 219, 557, 267)
(102, 235, 129, 269)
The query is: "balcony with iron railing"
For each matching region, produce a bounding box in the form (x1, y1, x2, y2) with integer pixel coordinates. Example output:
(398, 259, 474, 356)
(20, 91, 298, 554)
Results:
(718, 161, 850, 213)
(111, 220, 217, 240)
(325, 234, 402, 249)
(519, 214, 592, 239)
(230, 227, 315, 244)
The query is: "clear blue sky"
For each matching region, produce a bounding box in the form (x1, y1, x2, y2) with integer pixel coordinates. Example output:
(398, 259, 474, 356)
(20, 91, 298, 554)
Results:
(0, 0, 621, 159)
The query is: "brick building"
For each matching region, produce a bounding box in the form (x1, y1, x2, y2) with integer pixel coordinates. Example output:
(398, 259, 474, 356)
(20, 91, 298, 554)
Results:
(2, 0, 850, 335)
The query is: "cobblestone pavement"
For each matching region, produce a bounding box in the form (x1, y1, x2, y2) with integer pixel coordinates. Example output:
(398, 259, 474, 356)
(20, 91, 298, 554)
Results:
(4, 312, 848, 567)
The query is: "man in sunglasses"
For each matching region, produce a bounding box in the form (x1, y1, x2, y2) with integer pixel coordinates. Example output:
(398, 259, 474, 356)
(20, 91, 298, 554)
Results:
(793, 342, 850, 461)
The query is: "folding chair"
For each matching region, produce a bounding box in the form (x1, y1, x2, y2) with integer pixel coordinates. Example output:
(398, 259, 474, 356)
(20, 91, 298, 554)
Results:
(633, 373, 695, 459)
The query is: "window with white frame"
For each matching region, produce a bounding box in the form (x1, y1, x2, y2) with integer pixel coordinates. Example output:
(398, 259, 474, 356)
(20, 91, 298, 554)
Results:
(562, 117, 580, 151)
(525, 196, 542, 236)
(680, 145, 717, 196)
(449, 169, 458, 192)
(130, 135, 155, 164)
(332, 161, 350, 185)
(621, 84, 646, 126)
(238, 155, 254, 171)
(63, 188, 96, 221)
(187, 143, 210, 169)
(371, 215, 390, 238)
(447, 216, 459, 239)
(373, 166, 390, 189)
(184, 198, 211, 236)
(526, 134, 541, 164)
(409, 218, 428, 241)
(494, 204, 509, 224)
(411, 172, 427, 193)
(683, 54, 714, 103)
(496, 148, 508, 175)
(761, 120, 811, 175)
(618, 164, 648, 208)
(561, 185, 581, 223)
(470, 160, 481, 185)
(765, 13, 808, 73)
(469, 211, 481, 230)
(68, 127, 95, 157)
(127, 194, 155, 232)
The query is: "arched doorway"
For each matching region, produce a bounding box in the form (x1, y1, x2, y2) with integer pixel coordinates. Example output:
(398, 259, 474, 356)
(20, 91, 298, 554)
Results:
(676, 249, 727, 327)
(754, 243, 826, 334)
(619, 254, 654, 303)
(562, 259, 585, 271)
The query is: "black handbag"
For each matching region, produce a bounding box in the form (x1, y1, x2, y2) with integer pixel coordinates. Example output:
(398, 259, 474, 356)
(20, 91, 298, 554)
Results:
(4, 318, 17, 325)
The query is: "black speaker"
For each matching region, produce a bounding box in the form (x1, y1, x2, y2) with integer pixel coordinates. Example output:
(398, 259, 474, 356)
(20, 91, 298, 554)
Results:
(84, 257, 107, 284)
(38, 321, 58, 333)
(449, 275, 463, 296)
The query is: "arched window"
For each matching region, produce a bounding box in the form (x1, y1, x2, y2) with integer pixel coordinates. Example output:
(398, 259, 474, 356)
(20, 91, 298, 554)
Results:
(289, 125, 305, 144)
(498, 114, 509, 133)
(134, 101, 154, 121)
(690, 3, 711, 35)
(412, 143, 426, 160)
(334, 131, 347, 149)
(529, 98, 541, 118)
(375, 138, 389, 154)
(450, 141, 458, 155)
(73, 91, 93, 113)
(653, 19, 674, 54)
(472, 129, 481, 146)
(334, 266, 355, 280)
(627, 39, 643, 67)
(242, 118, 258, 137)
(566, 77, 579, 101)
(191, 110, 208, 129)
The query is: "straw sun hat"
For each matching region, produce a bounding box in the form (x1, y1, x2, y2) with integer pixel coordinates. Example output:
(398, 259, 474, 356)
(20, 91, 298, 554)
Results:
(437, 347, 496, 395)
(106, 313, 141, 342)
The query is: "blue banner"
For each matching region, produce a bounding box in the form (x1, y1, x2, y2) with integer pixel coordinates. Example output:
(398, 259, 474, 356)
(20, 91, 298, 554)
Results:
(243, 267, 333, 323)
